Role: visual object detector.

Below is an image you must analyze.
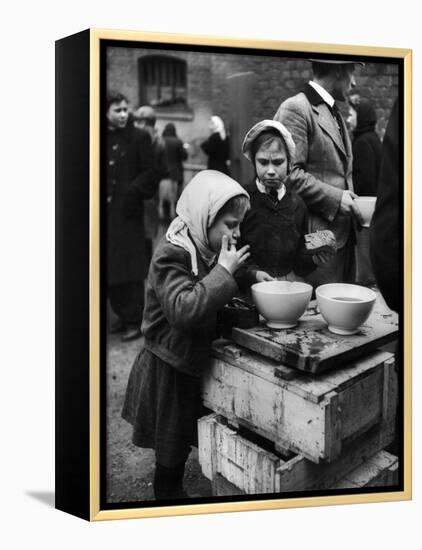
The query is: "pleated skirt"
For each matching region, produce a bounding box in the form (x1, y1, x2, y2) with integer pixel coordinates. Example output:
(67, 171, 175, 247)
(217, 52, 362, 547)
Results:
(122, 348, 204, 467)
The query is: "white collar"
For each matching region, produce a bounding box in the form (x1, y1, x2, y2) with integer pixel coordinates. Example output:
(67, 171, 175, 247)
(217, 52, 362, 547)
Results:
(256, 179, 286, 201)
(308, 81, 335, 108)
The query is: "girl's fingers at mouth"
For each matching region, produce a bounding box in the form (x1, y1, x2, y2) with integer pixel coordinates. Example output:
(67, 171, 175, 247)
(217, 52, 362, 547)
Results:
(237, 244, 250, 255)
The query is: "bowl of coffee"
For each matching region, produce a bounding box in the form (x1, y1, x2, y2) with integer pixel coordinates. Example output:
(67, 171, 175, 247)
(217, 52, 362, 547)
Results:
(316, 283, 377, 335)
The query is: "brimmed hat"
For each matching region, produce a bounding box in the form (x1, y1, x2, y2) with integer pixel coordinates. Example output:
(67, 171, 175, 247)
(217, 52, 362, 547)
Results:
(242, 120, 296, 167)
(309, 58, 365, 66)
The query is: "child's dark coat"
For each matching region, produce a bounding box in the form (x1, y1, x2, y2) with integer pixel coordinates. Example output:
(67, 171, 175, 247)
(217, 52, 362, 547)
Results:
(238, 181, 316, 286)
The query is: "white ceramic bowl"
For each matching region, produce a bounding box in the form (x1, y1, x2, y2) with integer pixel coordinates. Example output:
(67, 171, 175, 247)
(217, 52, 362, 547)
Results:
(354, 196, 376, 227)
(316, 283, 377, 335)
(251, 281, 313, 329)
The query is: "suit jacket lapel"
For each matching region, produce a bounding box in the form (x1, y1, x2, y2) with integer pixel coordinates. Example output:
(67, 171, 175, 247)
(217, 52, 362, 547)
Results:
(337, 110, 353, 158)
(314, 103, 347, 157)
(303, 84, 348, 158)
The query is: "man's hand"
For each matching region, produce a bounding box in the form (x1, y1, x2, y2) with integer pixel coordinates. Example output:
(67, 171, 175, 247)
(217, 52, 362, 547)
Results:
(339, 190, 365, 225)
(312, 250, 335, 265)
(218, 236, 250, 275)
(256, 271, 275, 282)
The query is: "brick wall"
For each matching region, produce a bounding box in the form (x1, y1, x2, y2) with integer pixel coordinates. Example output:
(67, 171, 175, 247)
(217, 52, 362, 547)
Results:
(207, 54, 398, 139)
(107, 46, 399, 174)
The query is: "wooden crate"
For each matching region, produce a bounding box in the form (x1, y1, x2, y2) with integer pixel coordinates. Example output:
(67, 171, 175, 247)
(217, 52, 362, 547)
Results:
(330, 450, 399, 489)
(199, 414, 398, 496)
(202, 343, 397, 463)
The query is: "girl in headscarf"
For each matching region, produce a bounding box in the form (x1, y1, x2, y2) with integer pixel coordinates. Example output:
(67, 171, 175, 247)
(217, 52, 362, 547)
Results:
(201, 115, 230, 175)
(122, 170, 250, 500)
(238, 120, 332, 287)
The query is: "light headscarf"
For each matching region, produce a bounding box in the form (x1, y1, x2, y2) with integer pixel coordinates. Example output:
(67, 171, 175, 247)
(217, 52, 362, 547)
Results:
(241, 119, 296, 172)
(210, 116, 227, 140)
(166, 170, 249, 275)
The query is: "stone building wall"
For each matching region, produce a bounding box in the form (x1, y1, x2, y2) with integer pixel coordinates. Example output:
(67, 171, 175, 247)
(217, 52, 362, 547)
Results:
(107, 46, 399, 179)
(208, 54, 398, 138)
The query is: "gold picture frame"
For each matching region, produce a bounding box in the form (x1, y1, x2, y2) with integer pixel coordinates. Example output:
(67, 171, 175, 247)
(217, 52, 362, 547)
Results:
(55, 28, 412, 521)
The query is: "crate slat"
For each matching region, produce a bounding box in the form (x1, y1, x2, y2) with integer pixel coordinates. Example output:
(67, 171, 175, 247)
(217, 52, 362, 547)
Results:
(330, 450, 399, 489)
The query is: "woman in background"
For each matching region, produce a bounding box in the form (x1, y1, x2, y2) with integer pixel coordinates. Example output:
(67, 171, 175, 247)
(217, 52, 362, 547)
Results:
(201, 115, 230, 175)
(162, 123, 188, 196)
(161, 123, 188, 219)
(352, 99, 382, 286)
(352, 99, 381, 197)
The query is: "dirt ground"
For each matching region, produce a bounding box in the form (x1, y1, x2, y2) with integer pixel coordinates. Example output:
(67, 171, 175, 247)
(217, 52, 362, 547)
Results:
(106, 331, 213, 503)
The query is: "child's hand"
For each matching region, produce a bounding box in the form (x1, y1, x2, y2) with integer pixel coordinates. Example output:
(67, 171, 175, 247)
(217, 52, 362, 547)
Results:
(218, 236, 250, 275)
(256, 271, 275, 282)
(312, 251, 334, 265)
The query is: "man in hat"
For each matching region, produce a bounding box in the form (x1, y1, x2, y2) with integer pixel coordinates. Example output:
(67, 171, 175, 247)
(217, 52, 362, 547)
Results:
(274, 60, 364, 286)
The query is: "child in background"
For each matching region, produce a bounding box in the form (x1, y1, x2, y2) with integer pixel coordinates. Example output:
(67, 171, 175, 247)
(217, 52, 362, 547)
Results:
(122, 170, 250, 501)
(238, 120, 332, 288)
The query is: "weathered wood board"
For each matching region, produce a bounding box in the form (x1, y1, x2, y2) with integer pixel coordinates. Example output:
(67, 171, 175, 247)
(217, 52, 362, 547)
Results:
(330, 450, 399, 489)
(211, 452, 399, 496)
(212, 339, 298, 381)
(232, 298, 398, 373)
(199, 414, 398, 496)
(202, 347, 397, 463)
(198, 414, 280, 494)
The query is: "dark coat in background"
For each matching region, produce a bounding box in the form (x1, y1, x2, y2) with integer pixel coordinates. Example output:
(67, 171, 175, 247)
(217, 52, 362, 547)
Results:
(143, 131, 169, 244)
(201, 132, 230, 175)
(152, 133, 170, 181)
(106, 123, 160, 286)
(352, 101, 382, 196)
(163, 135, 188, 184)
(238, 181, 315, 287)
(370, 100, 400, 312)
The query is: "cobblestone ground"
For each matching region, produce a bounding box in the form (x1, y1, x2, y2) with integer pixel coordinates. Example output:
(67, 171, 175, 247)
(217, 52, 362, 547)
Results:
(106, 330, 212, 504)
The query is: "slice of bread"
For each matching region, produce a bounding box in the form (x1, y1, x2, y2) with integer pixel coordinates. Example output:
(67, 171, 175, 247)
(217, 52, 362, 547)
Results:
(304, 230, 337, 254)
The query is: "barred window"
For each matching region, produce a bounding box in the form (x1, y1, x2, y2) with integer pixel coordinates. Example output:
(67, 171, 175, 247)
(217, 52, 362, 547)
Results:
(138, 55, 188, 109)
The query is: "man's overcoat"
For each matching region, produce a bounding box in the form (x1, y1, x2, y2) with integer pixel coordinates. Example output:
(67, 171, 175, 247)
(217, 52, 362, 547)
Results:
(274, 84, 355, 284)
(107, 124, 160, 285)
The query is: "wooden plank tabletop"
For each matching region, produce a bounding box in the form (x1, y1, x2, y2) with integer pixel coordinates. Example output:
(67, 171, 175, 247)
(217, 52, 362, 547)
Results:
(231, 296, 398, 374)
